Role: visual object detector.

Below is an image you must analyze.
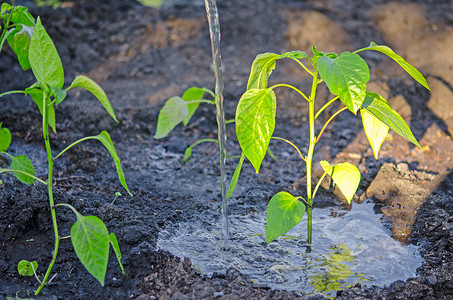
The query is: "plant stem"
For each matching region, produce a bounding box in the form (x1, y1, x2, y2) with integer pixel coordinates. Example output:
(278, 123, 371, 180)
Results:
(35, 91, 60, 295)
(315, 106, 348, 143)
(306, 70, 319, 245)
(271, 137, 306, 163)
(270, 84, 310, 102)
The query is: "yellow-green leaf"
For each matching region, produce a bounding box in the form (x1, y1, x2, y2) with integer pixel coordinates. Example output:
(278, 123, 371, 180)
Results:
(320, 160, 360, 204)
(361, 109, 389, 159)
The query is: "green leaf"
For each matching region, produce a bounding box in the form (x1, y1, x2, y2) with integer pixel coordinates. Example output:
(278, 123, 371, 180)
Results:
(94, 131, 132, 196)
(246, 51, 309, 90)
(355, 42, 430, 91)
(181, 87, 205, 126)
(266, 191, 305, 244)
(27, 88, 57, 133)
(11, 155, 35, 184)
(361, 108, 389, 159)
(361, 92, 421, 148)
(66, 75, 117, 122)
(235, 88, 276, 173)
(0, 123, 11, 152)
(18, 260, 38, 276)
(154, 96, 189, 139)
(71, 214, 109, 286)
(109, 233, 126, 276)
(317, 52, 370, 114)
(13, 25, 33, 70)
(1, 3, 12, 14)
(51, 85, 67, 105)
(29, 17, 64, 89)
(320, 160, 360, 204)
(11, 9, 35, 27)
(226, 152, 245, 199)
(247, 53, 280, 90)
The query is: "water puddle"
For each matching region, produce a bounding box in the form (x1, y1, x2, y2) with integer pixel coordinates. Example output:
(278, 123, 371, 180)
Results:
(157, 200, 423, 297)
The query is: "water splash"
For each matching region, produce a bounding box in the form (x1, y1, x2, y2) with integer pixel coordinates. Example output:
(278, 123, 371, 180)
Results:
(158, 200, 423, 297)
(204, 0, 229, 249)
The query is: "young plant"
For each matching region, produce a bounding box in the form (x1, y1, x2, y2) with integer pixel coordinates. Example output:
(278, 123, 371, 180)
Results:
(235, 43, 430, 245)
(154, 87, 244, 199)
(0, 4, 131, 295)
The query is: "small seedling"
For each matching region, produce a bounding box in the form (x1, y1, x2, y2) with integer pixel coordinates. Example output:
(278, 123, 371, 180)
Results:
(0, 4, 131, 295)
(235, 43, 429, 245)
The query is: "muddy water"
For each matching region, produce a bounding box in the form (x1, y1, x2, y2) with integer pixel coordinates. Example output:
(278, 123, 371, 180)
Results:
(158, 200, 423, 297)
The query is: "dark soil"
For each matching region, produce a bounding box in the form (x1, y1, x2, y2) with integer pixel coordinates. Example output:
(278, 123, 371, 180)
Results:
(1, 0, 453, 299)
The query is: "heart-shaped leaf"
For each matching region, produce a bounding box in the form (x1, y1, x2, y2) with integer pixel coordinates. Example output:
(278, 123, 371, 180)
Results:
(361, 92, 421, 148)
(361, 108, 389, 159)
(18, 260, 38, 276)
(320, 160, 360, 204)
(71, 215, 110, 286)
(236, 88, 276, 173)
(266, 191, 305, 244)
(154, 96, 189, 139)
(318, 52, 370, 114)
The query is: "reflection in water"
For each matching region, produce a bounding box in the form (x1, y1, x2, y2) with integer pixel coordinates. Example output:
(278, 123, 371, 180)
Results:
(309, 244, 366, 297)
(137, 0, 163, 8)
(158, 201, 423, 297)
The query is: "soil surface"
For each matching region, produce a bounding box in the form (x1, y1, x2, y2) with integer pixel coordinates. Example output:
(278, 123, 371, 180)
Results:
(1, 0, 453, 299)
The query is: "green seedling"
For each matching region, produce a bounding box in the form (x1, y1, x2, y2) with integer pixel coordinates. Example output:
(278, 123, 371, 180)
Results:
(235, 43, 429, 245)
(154, 87, 244, 198)
(0, 4, 131, 295)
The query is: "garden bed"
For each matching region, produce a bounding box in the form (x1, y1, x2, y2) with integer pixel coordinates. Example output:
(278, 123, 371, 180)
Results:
(1, 0, 453, 298)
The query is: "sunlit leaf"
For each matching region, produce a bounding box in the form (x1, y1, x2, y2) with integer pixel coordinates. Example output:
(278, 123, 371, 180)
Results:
(236, 88, 276, 173)
(266, 191, 305, 244)
(154, 96, 189, 139)
(361, 108, 389, 159)
(109, 233, 126, 276)
(247, 53, 280, 90)
(18, 260, 38, 276)
(0, 123, 11, 152)
(11, 155, 35, 185)
(355, 42, 430, 91)
(361, 92, 421, 148)
(66, 75, 117, 121)
(320, 160, 360, 204)
(181, 87, 205, 126)
(29, 17, 64, 89)
(71, 214, 109, 286)
(11, 9, 35, 27)
(247, 51, 309, 90)
(7, 24, 33, 70)
(317, 52, 370, 114)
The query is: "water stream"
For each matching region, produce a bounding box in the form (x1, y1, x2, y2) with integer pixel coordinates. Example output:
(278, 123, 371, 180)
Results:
(204, 0, 229, 249)
(158, 200, 423, 297)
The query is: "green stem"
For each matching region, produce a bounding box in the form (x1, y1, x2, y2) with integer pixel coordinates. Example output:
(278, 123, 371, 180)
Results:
(315, 106, 348, 143)
(35, 91, 60, 296)
(289, 57, 314, 76)
(271, 137, 306, 163)
(0, 168, 47, 185)
(182, 99, 215, 105)
(54, 135, 104, 161)
(315, 95, 339, 120)
(270, 84, 310, 102)
(306, 70, 319, 245)
(0, 90, 26, 98)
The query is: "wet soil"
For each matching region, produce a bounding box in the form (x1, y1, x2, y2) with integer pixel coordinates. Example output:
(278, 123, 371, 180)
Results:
(1, 0, 453, 299)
